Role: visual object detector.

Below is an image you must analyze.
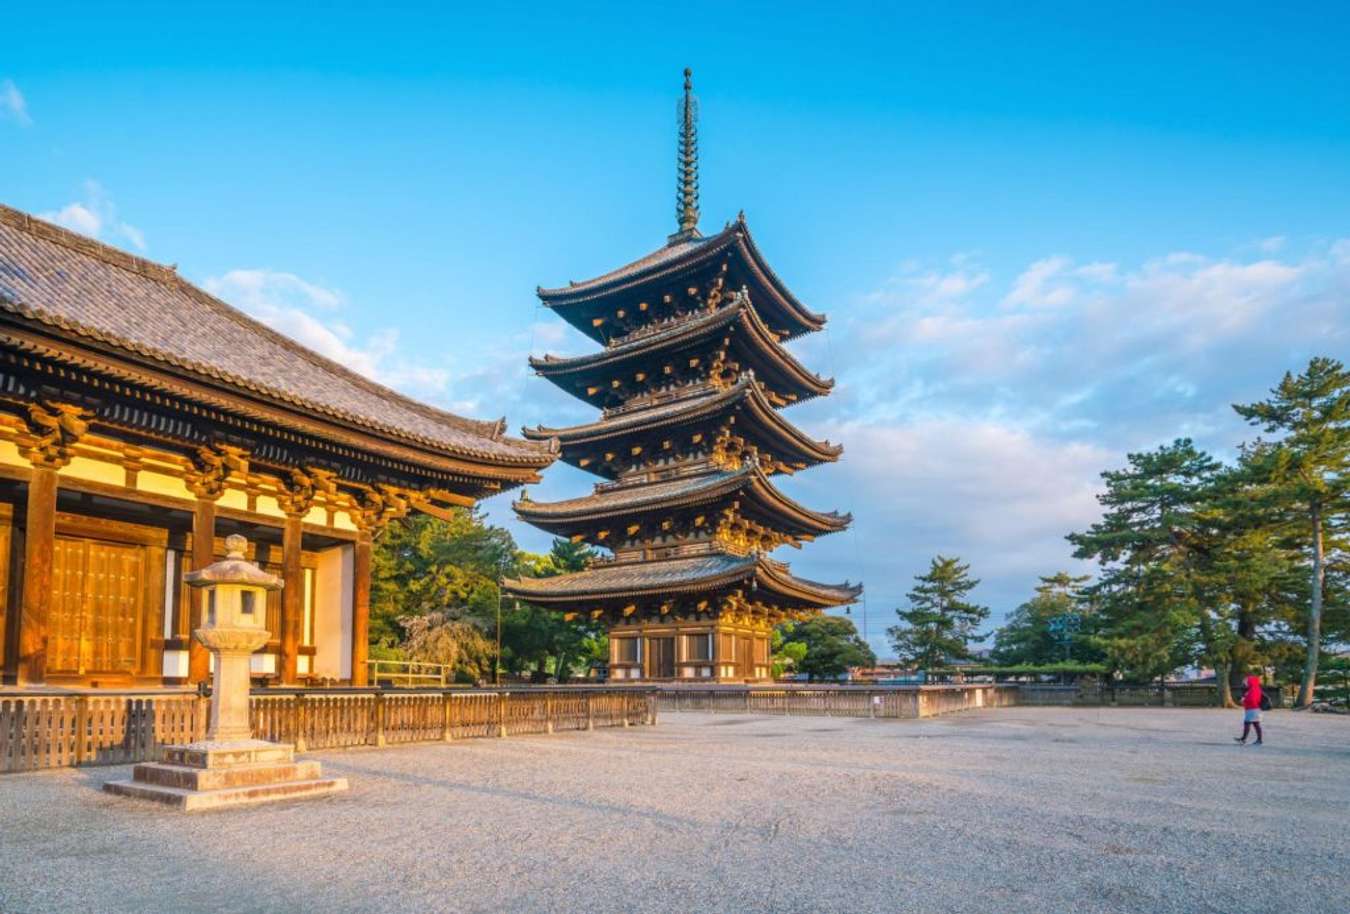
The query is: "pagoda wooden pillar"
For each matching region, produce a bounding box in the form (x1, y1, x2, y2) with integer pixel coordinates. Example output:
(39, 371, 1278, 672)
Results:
(15, 403, 87, 685)
(351, 528, 373, 686)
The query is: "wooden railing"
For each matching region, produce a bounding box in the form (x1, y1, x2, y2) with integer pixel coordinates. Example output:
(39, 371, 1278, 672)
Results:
(0, 688, 656, 774)
(365, 659, 450, 689)
(657, 684, 1019, 719)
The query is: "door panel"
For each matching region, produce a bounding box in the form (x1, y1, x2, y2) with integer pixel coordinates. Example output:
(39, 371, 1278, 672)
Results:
(645, 636, 675, 679)
(49, 536, 144, 675)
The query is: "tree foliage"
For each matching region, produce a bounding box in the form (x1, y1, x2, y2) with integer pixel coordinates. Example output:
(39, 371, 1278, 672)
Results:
(991, 572, 1100, 667)
(888, 555, 989, 670)
(1232, 356, 1350, 705)
(370, 509, 604, 683)
(779, 615, 875, 680)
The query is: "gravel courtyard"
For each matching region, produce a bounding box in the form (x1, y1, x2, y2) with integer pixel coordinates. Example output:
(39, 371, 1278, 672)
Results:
(1, 707, 1346, 914)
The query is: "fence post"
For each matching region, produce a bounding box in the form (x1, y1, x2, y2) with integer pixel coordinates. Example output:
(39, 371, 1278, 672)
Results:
(374, 692, 387, 747)
(647, 692, 657, 726)
(294, 694, 308, 753)
(585, 692, 594, 731)
(498, 692, 507, 738)
(545, 692, 554, 735)
(73, 696, 89, 766)
(443, 691, 455, 743)
(868, 691, 876, 719)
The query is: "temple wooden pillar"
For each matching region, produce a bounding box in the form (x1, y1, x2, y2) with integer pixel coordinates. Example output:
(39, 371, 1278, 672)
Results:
(277, 470, 318, 685)
(184, 446, 245, 684)
(15, 403, 87, 685)
(17, 463, 58, 684)
(280, 510, 304, 683)
(351, 528, 373, 686)
(187, 496, 217, 683)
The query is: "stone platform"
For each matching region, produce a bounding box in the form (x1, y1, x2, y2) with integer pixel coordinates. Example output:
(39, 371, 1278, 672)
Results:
(103, 740, 347, 812)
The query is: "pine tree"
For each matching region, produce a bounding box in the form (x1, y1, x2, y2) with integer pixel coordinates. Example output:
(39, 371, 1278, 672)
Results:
(1234, 357, 1350, 706)
(991, 572, 1095, 667)
(888, 556, 989, 671)
(1068, 439, 1221, 682)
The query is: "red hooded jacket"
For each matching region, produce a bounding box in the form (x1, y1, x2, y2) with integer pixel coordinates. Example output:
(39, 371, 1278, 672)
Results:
(1242, 675, 1263, 710)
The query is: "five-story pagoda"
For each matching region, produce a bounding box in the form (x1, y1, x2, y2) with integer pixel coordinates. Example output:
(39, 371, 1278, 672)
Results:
(504, 71, 860, 681)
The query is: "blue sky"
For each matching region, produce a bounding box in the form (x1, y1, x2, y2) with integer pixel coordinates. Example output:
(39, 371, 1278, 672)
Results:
(4, 3, 1346, 655)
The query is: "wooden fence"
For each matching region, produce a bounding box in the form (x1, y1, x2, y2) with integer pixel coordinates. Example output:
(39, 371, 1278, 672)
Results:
(1016, 682, 1296, 707)
(657, 685, 1019, 720)
(0, 689, 655, 775)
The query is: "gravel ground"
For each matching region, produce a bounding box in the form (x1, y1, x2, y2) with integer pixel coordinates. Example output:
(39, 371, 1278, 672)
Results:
(0, 707, 1346, 914)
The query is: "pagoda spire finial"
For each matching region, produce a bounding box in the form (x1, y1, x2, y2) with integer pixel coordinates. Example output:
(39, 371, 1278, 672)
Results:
(670, 67, 701, 244)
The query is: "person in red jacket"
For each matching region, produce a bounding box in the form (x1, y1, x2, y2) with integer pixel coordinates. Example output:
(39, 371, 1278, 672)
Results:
(1234, 674, 1265, 746)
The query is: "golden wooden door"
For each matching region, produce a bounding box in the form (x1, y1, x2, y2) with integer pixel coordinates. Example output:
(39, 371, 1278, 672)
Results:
(48, 536, 144, 675)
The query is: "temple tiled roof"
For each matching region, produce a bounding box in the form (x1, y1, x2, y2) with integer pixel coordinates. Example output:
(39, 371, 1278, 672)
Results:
(0, 205, 555, 470)
(503, 551, 861, 608)
(522, 376, 842, 473)
(536, 218, 826, 342)
(515, 466, 851, 535)
(528, 291, 833, 404)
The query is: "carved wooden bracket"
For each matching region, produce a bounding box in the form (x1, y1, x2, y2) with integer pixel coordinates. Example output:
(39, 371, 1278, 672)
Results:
(185, 444, 249, 500)
(276, 467, 319, 516)
(349, 483, 410, 532)
(17, 401, 91, 470)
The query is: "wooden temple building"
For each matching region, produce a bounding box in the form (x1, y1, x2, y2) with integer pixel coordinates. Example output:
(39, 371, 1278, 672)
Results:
(505, 71, 860, 681)
(0, 204, 555, 688)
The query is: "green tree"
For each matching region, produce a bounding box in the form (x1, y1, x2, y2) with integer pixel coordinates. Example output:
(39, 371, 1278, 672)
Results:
(370, 510, 511, 654)
(1192, 456, 1304, 705)
(1233, 357, 1350, 706)
(888, 556, 989, 671)
(779, 615, 875, 680)
(991, 572, 1097, 667)
(770, 623, 808, 678)
(371, 510, 603, 683)
(1068, 440, 1221, 682)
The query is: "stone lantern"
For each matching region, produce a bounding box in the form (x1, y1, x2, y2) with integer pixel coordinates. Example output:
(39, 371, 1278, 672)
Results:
(104, 535, 347, 810)
(186, 533, 281, 741)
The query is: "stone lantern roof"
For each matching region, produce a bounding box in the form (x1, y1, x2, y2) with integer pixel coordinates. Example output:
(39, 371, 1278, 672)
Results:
(184, 534, 283, 590)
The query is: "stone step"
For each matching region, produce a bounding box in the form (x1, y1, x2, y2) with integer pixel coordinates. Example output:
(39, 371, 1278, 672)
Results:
(160, 740, 295, 769)
(132, 760, 323, 791)
(103, 776, 348, 812)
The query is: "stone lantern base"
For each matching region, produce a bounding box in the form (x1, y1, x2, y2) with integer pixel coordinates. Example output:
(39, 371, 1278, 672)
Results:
(103, 740, 347, 812)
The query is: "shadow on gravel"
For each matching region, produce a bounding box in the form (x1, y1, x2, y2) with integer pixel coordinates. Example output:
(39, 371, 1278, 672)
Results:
(318, 757, 706, 830)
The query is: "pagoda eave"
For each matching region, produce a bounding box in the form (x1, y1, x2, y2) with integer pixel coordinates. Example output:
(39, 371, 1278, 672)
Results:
(537, 220, 826, 343)
(521, 377, 842, 477)
(513, 466, 851, 540)
(503, 552, 860, 611)
(527, 293, 834, 407)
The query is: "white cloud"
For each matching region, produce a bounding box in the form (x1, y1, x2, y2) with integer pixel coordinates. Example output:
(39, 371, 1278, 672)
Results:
(43, 202, 101, 237)
(769, 236, 1350, 641)
(40, 181, 146, 251)
(0, 79, 30, 127)
(202, 269, 458, 401)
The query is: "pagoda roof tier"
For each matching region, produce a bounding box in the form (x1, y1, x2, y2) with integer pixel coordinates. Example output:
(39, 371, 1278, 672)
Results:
(503, 551, 861, 610)
(521, 376, 842, 478)
(514, 466, 851, 539)
(537, 218, 826, 344)
(528, 291, 833, 408)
